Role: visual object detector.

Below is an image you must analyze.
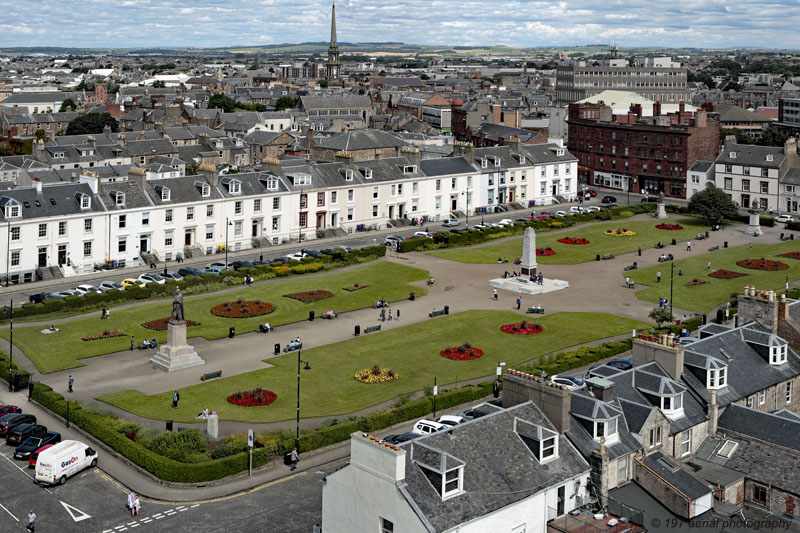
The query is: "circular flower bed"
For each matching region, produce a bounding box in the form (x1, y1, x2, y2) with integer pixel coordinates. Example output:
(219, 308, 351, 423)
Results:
(557, 237, 590, 245)
(500, 321, 545, 335)
(142, 317, 200, 331)
(440, 343, 485, 361)
(604, 229, 636, 237)
(211, 299, 275, 318)
(227, 388, 277, 407)
(777, 251, 800, 261)
(536, 247, 556, 256)
(709, 269, 748, 280)
(686, 278, 709, 286)
(82, 330, 127, 341)
(355, 365, 398, 384)
(736, 259, 789, 271)
(656, 223, 684, 230)
(283, 290, 334, 303)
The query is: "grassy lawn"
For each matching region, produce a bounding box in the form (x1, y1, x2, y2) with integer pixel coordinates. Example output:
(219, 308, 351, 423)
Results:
(0, 261, 428, 374)
(634, 240, 800, 313)
(98, 310, 648, 423)
(428, 218, 711, 265)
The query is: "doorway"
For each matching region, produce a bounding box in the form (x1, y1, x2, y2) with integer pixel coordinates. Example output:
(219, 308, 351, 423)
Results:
(451, 196, 458, 210)
(552, 184, 558, 196)
(509, 190, 514, 203)
(38, 247, 47, 268)
(330, 212, 338, 227)
(251, 220, 260, 238)
(58, 244, 67, 266)
(184, 230, 193, 247)
(388, 205, 395, 219)
(140, 235, 150, 253)
(557, 485, 565, 516)
(316, 212, 325, 229)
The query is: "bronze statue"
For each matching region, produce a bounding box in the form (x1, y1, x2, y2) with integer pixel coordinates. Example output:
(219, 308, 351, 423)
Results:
(171, 288, 185, 321)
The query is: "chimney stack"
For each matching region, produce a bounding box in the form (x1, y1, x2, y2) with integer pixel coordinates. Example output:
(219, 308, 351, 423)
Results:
(400, 146, 421, 168)
(586, 376, 615, 402)
(503, 370, 571, 433)
(632, 334, 684, 380)
(334, 150, 354, 164)
(504, 135, 521, 153)
(33, 178, 42, 194)
(261, 157, 282, 176)
(708, 390, 719, 435)
(197, 163, 219, 187)
(128, 166, 147, 190)
(452, 141, 475, 165)
(653, 101, 661, 117)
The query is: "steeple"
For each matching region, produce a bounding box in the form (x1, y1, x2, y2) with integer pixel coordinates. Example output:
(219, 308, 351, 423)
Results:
(330, 2, 337, 48)
(326, 2, 342, 86)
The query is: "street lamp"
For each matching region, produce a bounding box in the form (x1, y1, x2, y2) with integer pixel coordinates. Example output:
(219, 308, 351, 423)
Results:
(627, 176, 637, 206)
(5, 221, 9, 287)
(296, 351, 311, 451)
(224, 217, 232, 271)
(8, 299, 13, 392)
(461, 189, 471, 226)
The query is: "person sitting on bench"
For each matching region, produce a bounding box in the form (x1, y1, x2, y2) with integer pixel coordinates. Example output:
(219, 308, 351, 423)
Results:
(196, 408, 209, 420)
(142, 339, 151, 349)
(150, 338, 157, 348)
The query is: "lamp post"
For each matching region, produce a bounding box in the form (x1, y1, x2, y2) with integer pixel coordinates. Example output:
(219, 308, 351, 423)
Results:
(627, 176, 637, 206)
(295, 351, 311, 451)
(669, 262, 675, 327)
(8, 299, 12, 392)
(462, 189, 471, 226)
(5, 221, 9, 287)
(224, 217, 232, 271)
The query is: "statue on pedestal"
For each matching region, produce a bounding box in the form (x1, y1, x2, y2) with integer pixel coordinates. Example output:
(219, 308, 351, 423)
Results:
(171, 288, 185, 322)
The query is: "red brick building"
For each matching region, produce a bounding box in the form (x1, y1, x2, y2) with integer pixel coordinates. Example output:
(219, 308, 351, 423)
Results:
(567, 101, 720, 198)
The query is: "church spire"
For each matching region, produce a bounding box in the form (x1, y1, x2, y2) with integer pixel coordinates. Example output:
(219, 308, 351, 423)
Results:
(330, 2, 337, 48)
(326, 1, 342, 86)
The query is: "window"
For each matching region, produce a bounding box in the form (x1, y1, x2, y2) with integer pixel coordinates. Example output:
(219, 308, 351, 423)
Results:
(787, 381, 793, 404)
(761, 181, 769, 194)
(708, 367, 727, 389)
(380, 517, 394, 533)
(253, 199, 261, 213)
(10, 227, 20, 241)
(38, 223, 47, 238)
(235, 200, 242, 215)
(391, 184, 396, 196)
(84, 218, 92, 233)
(164, 230, 173, 247)
(617, 456, 628, 484)
(487, 189, 494, 204)
(435, 179, 441, 191)
(541, 182, 546, 194)
(771, 344, 788, 365)
(762, 167, 769, 177)
(207, 204, 214, 218)
(115, 192, 125, 206)
(451, 178, 457, 189)
(118, 237, 127, 253)
(347, 207, 354, 221)
(273, 197, 280, 210)
(372, 205, 379, 217)
(229, 180, 241, 194)
(443, 468, 463, 497)
(186, 207, 194, 221)
(412, 182, 419, 195)
(680, 430, 691, 456)
(233, 221, 242, 238)
(58, 221, 66, 236)
(373, 187, 379, 199)
(299, 213, 307, 228)
(758, 390, 766, 405)
(272, 217, 280, 231)
(753, 484, 768, 506)
(541, 436, 556, 459)
(649, 426, 662, 447)
(347, 189, 354, 202)
(165, 209, 173, 223)
(724, 178, 733, 190)
(160, 188, 170, 202)
(317, 192, 324, 207)
(746, 397, 754, 408)
(5, 204, 20, 218)
(205, 225, 214, 241)
(742, 179, 750, 192)
(80, 195, 90, 209)
(743, 166, 750, 176)
(83, 241, 92, 257)
(10, 250, 19, 266)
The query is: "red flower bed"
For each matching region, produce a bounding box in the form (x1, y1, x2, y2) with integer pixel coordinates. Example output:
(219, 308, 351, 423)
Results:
(656, 223, 684, 230)
(736, 259, 789, 271)
(142, 317, 200, 331)
(343, 283, 370, 292)
(777, 252, 800, 260)
(283, 290, 334, 303)
(82, 330, 127, 341)
(557, 237, 590, 245)
(227, 388, 277, 407)
(709, 269, 748, 280)
(536, 248, 556, 256)
(211, 300, 275, 318)
(686, 278, 709, 286)
(500, 322, 545, 335)
(440, 345, 485, 361)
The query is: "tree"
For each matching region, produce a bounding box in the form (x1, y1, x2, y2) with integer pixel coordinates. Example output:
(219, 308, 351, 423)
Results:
(75, 80, 94, 91)
(59, 98, 77, 112)
(720, 127, 753, 145)
(66, 112, 119, 135)
(420, 73, 430, 80)
(274, 96, 298, 111)
(688, 186, 739, 224)
(247, 61, 259, 70)
(35, 129, 46, 141)
(268, 67, 275, 74)
(152, 80, 165, 88)
(649, 307, 674, 328)
(757, 127, 792, 148)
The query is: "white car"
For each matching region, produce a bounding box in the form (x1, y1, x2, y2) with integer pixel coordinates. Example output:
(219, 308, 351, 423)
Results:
(437, 415, 466, 426)
(97, 281, 125, 292)
(569, 206, 586, 213)
(285, 252, 308, 261)
(776, 214, 794, 223)
(413, 231, 434, 238)
(205, 262, 230, 270)
(585, 205, 601, 212)
(497, 219, 516, 226)
(74, 284, 102, 295)
(138, 273, 166, 285)
(411, 419, 447, 435)
(553, 210, 568, 217)
(442, 219, 461, 227)
(550, 375, 585, 391)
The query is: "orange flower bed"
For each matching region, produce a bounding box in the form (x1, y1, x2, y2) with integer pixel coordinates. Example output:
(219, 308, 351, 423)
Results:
(211, 300, 275, 318)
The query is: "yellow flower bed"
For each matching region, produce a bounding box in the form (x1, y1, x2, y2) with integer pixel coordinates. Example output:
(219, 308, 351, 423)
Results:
(355, 366, 398, 384)
(604, 229, 636, 237)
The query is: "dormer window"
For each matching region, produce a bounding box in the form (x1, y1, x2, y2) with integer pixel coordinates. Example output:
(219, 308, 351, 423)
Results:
(515, 418, 559, 464)
(156, 186, 171, 202)
(114, 191, 125, 206)
(267, 178, 278, 190)
(556, 148, 565, 156)
(707, 366, 727, 389)
(411, 444, 465, 502)
(345, 169, 354, 180)
(771, 344, 788, 365)
(403, 165, 417, 174)
(198, 182, 210, 197)
(481, 158, 488, 169)
(766, 154, 774, 162)
(76, 192, 91, 209)
(363, 168, 372, 179)
(519, 154, 526, 164)
(493, 157, 500, 167)
(661, 393, 684, 420)
(730, 152, 737, 159)
(594, 417, 619, 445)
(2, 198, 22, 218)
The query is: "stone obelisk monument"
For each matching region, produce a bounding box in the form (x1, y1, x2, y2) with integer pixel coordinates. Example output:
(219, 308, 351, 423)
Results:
(520, 227, 538, 278)
(150, 288, 206, 372)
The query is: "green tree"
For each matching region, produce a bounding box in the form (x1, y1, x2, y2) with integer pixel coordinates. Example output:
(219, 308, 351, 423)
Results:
(209, 93, 239, 113)
(420, 73, 430, 80)
(75, 80, 94, 91)
(247, 61, 259, 70)
(649, 307, 674, 328)
(720, 127, 753, 145)
(59, 98, 77, 112)
(268, 67, 274, 74)
(757, 128, 792, 148)
(274, 96, 298, 111)
(152, 80, 166, 88)
(66, 112, 119, 135)
(35, 129, 46, 141)
(688, 186, 739, 224)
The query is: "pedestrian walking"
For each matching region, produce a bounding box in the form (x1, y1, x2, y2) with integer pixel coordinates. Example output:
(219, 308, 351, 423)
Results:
(686, 241, 692, 251)
(101, 307, 106, 320)
(625, 276, 631, 288)
(638, 246, 642, 257)
(176, 251, 182, 263)
(27, 510, 35, 532)
(707, 261, 711, 271)
(130, 336, 134, 351)
(149, 257, 156, 269)
(657, 271, 661, 283)
(388, 309, 393, 321)
(380, 308, 386, 321)
(538, 273, 544, 285)
(516, 297, 521, 310)
(659, 298, 664, 309)
(172, 390, 180, 409)
(68, 375, 74, 393)
(127, 491, 135, 514)
(289, 447, 300, 471)
(493, 288, 498, 301)
(629, 279, 635, 289)
(133, 497, 141, 517)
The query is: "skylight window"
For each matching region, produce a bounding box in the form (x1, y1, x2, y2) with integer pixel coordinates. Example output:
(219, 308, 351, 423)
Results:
(717, 440, 738, 458)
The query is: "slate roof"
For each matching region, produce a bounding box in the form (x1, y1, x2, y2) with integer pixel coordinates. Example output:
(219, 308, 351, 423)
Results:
(566, 393, 642, 462)
(244, 131, 284, 145)
(419, 157, 476, 177)
(142, 175, 225, 205)
(715, 143, 784, 168)
(520, 143, 579, 164)
(2, 92, 67, 104)
(781, 168, 800, 185)
(97, 180, 153, 211)
(717, 403, 800, 453)
(616, 397, 652, 434)
(300, 95, 372, 111)
(316, 129, 409, 151)
(472, 122, 541, 143)
(397, 401, 589, 532)
(642, 452, 711, 500)
(690, 160, 713, 172)
(716, 103, 774, 124)
(0, 182, 104, 222)
(124, 139, 178, 158)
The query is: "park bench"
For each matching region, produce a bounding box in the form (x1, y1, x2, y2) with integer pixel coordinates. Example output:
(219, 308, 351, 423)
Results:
(624, 262, 638, 271)
(658, 254, 674, 263)
(201, 370, 222, 381)
(708, 245, 720, 252)
(527, 306, 545, 314)
(364, 324, 382, 334)
(429, 309, 446, 318)
(284, 342, 303, 352)
(780, 233, 794, 241)
(601, 253, 614, 260)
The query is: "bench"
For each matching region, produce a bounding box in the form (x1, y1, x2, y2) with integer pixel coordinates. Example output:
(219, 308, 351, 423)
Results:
(708, 245, 719, 252)
(201, 370, 222, 381)
(624, 263, 638, 271)
(601, 253, 614, 260)
(527, 306, 545, 314)
(284, 342, 303, 352)
(364, 324, 382, 334)
(429, 309, 446, 318)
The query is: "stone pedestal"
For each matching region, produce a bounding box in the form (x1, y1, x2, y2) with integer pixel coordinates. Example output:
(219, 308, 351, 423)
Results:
(746, 211, 761, 236)
(149, 320, 205, 372)
(488, 276, 569, 295)
(655, 203, 668, 219)
(520, 227, 538, 277)
(207, 414, 219, 440)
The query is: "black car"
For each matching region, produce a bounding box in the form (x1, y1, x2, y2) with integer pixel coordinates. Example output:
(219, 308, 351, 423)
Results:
(602, 195, 617, 203)
(6, 423, 47, 446)
(177, 267, 202, 277)
(14, 431, 60, 460)
(0, 413, 36, 438)
(269, 257, 289, 264)
(384, 433, 419, 444)
(29, 292, 57, 304)
(301, 249, 321, 258)
(231, 260, 255, 270)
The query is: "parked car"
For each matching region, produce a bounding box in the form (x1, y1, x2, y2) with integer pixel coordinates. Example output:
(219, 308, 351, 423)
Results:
(177, 267, 202, 278)
(162, 272, 183, 281)
(776, 214, 794, 223)
(120, 278, 145, 288)
(497, 219, 516, 226)
(602, 195, 618, 204)
(28, 443, 55, 468)
(488, 398, 504, 408)
(413, 231, 434, 239)
(284, 252, 308, 261)
(74, 285, 102, 295)
(411, 419, 447, 435)
(384, 235, 404, 245)
(138, 273, 165, 285)
(471, 223, 490, 230)
(553, 210, 568, 217)
(201, 266, 225, 275)
(457, 408, 487, 421)
(28, 292, 58, 304)
(550, 375, 585, 391)
(97, 281, 125, 292)
(6, 423, 47, 446)
(300, 249, 321, 258)
(569, 206, 586, 214)
(55, 289, 82, 298)
(442, 219, 461, 227)
(585, 206, 601, 212)
(0, 414, 36, 438)
(205, 262, 230, 270)
(384, 433, 420, 444)
(607, 357, 634, 371)
(437, 415, 467, 426)
(14, 431, 61, 460)
(599, 203, 618, 210)
(0, 406, 21, 417)
(232, 260, 255, 270)
(269, 257, 289, 264)
(584, 189, 598, 197)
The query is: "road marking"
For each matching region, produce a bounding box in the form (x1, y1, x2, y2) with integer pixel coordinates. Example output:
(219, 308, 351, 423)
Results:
(155, 515, 164, 520)
(152, 513, 162, 518)
(60, 500, 92, 522)
(130, 524, 140, 529)
(190, 504, 199, 508)
(0, 502, 18, 521)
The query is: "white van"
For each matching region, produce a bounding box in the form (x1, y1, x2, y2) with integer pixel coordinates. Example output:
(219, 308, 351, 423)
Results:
(35, 440, 98, 485)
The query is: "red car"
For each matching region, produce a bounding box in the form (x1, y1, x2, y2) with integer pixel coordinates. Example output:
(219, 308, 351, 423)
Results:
(535, 214, 551, 220)
(0, 406, 21, 416)
(28, 443, 55, 468)
(584, 189, 597, 197)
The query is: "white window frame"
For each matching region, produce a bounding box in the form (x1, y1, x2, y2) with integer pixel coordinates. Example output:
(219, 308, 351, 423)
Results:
(253, 199, 261, 213)
(680, 430, 691, 456)
(273, 197, 280, 210)
(165, 209, 173, 223)
(758, 390, 766, 405)
(10, 226, 20, 241)
(38, 223, 47, 238)
(164, 230, 173, 247)
(787, 381, 793, 404)
(442, 467, 463, 499)
(83, 241, 92, 257)
(649, 426, 662, 448)
(186, 206, 194, 221)
(234, 200, 243, 215)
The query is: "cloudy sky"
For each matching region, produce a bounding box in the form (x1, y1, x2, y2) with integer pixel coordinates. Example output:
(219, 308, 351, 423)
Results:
(1, 0, 798, 49)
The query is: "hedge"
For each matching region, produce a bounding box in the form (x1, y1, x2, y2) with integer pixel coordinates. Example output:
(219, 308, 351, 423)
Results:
(787, 221, 800, 232)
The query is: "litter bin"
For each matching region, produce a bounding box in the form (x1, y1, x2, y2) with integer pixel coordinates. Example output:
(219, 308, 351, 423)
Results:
(229, 327, 235, 338)
(671, 238, 677, 245)
(409, 292, 415, 301)
(724, 241, 728, 249)
(638, 247, 642, 257)
(309, 310, 315, 321)
(354, 325, 361, 337)
(274, 343, 281, 355)
(444, 305, 450, 315)
(702, 314, 707, 325)
(716, 309, 725, 323)
(493, 380, 500, 399)
(596, 254, 601, 261)
(705, 231, 710, 238)
(166, 420, 173, 432)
